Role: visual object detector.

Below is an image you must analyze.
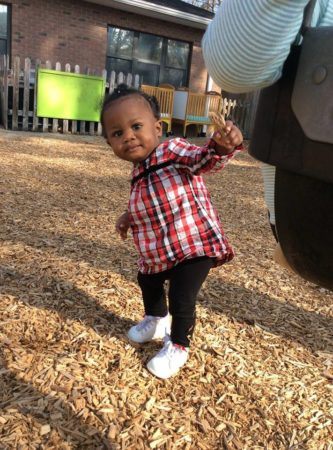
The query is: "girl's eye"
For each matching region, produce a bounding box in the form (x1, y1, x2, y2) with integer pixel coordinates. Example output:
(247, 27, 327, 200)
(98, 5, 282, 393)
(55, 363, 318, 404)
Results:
(113, 130, 122, 137)
(132, 123, 142, 130)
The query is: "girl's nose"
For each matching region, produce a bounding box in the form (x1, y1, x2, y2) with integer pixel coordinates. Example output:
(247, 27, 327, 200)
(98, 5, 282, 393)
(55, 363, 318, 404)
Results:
(123, 128, 135, 142)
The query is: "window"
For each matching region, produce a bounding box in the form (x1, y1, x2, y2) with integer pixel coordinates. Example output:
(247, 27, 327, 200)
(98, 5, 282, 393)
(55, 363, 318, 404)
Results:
(106, 26, 190, 88)
(0, 4, 9, 57)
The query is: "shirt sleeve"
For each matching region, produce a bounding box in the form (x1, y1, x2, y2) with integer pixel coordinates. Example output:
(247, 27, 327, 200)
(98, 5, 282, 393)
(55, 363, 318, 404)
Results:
(167, 138, 242, 175)
(202, 0, 324, 94)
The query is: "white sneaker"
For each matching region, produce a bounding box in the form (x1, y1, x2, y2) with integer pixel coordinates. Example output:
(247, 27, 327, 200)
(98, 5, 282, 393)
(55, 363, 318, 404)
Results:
(127, 315, 170, 344)
(147, 337, 189, 379)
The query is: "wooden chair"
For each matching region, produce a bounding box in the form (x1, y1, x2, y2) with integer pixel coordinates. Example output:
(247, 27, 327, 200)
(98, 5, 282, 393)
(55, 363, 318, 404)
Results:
(205, 92, 225, 134)
(141, 84, 156, 97)
(172, 91, 222, 137)
(141, 84, 175, 135)
(207, 92, 223, 116)
(159, 83, 175, 90)
(155, 86, 174, 135)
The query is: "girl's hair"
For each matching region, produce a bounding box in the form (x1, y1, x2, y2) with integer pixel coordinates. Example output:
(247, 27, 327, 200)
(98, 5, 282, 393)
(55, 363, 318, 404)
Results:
(100, 83, 160, 136)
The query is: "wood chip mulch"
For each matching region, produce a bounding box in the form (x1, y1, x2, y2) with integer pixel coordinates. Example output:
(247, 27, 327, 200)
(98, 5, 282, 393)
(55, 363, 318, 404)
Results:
(0, 130, 332, 449)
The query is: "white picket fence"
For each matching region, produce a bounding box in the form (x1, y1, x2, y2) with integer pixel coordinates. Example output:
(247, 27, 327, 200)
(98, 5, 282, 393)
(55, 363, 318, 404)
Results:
(0, 55, 140, 135)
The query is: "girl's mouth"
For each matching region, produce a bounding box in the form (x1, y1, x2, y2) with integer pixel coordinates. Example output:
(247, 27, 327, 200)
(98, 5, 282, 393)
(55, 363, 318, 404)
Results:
(127, 145, 142, 152)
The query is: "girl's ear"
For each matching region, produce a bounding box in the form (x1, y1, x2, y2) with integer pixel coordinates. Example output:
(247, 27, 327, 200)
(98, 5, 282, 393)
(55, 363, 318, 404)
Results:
(106, 136, 112, 147)
(155, 120, 163, 137)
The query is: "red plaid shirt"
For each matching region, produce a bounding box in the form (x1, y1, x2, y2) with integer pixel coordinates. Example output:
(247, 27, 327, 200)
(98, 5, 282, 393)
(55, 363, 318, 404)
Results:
(129, 138, 242, 274)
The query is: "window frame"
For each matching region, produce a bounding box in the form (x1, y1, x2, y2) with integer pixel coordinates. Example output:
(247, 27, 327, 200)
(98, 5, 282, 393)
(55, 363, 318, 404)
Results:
(106, 25, 192, 88)
(0, 2, 11, 60)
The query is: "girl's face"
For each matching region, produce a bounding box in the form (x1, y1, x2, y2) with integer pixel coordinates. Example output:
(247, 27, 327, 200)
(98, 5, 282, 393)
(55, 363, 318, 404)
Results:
(103, 95, 162, 163)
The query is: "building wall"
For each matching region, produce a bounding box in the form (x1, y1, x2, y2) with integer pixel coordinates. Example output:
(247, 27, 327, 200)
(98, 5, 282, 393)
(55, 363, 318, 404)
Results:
(6, 0, 219, 93)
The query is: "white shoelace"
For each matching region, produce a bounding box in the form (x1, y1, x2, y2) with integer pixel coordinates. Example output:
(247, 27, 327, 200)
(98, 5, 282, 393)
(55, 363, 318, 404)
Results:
(158, 340, 174, 359)
(136, 316, 157, 332)
(158, 338, 186, 360)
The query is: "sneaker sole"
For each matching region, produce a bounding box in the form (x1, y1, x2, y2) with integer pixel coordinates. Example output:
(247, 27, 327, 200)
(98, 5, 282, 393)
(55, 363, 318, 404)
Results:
(127, 331, 170, 344)
(127, 325, 171, 344)
(146, 362, 180, 379)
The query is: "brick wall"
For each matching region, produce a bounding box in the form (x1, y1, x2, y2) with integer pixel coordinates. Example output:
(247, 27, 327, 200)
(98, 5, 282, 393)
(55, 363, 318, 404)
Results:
(6, 0, 219, 93)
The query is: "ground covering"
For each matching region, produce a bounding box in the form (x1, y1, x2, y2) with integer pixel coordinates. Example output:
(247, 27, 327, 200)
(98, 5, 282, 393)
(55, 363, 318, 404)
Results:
(0, 131, 332, 449)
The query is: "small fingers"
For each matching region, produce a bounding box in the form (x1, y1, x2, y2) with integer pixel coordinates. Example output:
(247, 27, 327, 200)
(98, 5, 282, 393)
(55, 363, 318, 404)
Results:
(226, 129, 238, 142)
(120, 232, 128, 240)
(116, 224, 127, 236)
(116, 226, 128, 240)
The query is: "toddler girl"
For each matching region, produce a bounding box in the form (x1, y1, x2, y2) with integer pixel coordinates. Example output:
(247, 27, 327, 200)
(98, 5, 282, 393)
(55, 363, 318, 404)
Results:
(101, 84, 243, 379)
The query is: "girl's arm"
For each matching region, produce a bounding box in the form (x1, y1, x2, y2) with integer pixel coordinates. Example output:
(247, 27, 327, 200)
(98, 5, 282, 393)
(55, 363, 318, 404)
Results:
(168, 122, 243, 175)
(202, 0, 323, 93)
(115, 210, 130, 240)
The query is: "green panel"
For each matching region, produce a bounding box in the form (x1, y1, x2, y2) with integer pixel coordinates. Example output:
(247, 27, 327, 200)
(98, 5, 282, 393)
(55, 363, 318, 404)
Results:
(37, 68, 105, 122)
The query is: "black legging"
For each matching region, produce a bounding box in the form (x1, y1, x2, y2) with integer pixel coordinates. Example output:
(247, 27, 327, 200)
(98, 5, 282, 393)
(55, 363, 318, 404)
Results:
(137, 256, 214, 347)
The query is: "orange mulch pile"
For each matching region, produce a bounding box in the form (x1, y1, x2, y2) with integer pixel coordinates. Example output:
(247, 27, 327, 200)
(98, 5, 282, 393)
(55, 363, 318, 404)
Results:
(0, 130, 332, 449)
